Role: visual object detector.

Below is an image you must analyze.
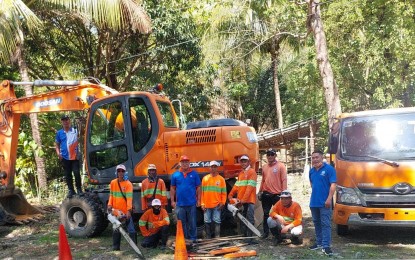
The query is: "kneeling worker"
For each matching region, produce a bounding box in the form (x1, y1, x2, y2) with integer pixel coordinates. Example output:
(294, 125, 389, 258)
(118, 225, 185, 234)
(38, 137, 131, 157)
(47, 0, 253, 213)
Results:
(267, 190, 303, 245)
(139, 199, 170, 249)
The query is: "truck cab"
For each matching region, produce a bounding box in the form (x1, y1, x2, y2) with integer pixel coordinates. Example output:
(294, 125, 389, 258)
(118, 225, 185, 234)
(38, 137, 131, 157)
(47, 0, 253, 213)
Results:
(329, 107, 415, 235)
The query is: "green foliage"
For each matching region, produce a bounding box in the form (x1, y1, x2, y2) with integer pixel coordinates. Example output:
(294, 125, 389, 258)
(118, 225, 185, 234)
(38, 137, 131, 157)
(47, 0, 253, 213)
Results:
(325, 0, 415, 111)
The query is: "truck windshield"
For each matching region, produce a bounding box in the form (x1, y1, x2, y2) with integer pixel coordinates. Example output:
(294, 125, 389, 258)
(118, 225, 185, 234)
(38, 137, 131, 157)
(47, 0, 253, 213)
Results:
(340, 113, 415, 161)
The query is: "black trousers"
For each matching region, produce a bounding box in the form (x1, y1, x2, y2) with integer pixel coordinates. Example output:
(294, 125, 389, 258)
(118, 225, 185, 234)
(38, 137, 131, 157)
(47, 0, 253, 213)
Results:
(62, 159, 81, 192)
(141, 225, 169, 248)
(261, 193, 280, 235)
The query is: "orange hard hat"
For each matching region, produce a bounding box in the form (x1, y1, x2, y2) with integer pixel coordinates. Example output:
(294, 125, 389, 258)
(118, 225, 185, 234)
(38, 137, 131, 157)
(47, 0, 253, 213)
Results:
(180, 155, 190, 161)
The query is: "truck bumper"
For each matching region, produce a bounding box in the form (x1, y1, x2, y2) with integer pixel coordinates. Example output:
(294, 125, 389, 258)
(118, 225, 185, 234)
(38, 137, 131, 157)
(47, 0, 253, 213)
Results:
(334, 203, 415, 227)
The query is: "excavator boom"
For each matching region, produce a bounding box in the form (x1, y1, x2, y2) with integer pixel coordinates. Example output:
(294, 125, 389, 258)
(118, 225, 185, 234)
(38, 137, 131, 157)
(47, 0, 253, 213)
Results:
(0, 79, 117, 225)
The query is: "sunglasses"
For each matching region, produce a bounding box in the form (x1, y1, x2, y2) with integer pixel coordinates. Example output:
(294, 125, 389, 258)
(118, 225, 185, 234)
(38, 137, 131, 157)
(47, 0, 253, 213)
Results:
(266, 153, 276, 157)
(117, 170, 125, 173)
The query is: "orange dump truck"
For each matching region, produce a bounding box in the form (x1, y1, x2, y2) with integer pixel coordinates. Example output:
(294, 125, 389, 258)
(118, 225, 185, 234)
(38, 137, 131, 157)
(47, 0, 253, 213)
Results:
(329, 107, 415, 235)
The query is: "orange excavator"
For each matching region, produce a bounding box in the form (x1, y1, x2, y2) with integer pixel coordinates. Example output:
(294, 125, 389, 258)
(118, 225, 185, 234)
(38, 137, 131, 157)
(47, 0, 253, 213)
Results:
(0, 79, 259, 237)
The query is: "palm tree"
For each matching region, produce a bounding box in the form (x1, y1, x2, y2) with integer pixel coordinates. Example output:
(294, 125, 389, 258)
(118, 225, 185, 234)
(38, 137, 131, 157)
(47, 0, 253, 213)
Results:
(0, 0, 151, 192)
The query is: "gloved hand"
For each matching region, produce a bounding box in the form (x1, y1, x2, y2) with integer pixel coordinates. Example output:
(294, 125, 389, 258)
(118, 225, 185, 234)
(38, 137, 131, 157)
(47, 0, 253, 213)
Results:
(107, 206, 112, 214)
(257, 192, 263, 201)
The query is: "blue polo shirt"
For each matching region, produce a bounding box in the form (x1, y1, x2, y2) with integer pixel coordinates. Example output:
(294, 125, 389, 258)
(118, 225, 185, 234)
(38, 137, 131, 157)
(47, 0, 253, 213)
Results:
(309, 163, 337, 207)
(171, 170, 201, 207)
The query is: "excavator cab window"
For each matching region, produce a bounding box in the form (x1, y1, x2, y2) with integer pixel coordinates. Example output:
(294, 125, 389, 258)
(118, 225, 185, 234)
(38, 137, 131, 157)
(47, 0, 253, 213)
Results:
(128, 98, 152, 152)
(90, 101, 125, 145)
(157, 101, 177, 128)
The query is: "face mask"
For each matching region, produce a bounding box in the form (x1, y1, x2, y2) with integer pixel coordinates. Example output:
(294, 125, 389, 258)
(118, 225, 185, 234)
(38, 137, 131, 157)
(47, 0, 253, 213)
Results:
(152, 207, 161, 215)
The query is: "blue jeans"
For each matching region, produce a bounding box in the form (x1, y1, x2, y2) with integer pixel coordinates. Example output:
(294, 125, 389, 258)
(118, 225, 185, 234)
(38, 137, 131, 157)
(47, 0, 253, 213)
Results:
(310, 207, 332, 248)
(241, 203, 255, 237)
(175, 205, 197, 241)
(204, 206, 222, 224)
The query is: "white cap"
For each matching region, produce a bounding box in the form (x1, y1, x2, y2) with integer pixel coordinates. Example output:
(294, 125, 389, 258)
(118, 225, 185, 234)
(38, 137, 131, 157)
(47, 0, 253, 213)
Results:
(151, 199, 162, 206)
(209, 161, 220, 167)
(240, 155, 249, 160)
(148, 164, 156, 170)
(116, 164, 126, 171)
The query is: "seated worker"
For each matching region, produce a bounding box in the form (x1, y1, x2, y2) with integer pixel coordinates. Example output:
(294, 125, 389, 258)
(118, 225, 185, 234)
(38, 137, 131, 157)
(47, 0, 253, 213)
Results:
(141, 164, 168, 211)
(267, 190, 303, 245)
(139, 199, 170, 249)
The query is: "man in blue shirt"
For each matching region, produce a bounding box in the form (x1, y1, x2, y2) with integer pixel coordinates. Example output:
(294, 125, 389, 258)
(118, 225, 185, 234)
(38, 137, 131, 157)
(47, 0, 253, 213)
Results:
(309, 150, 336, 256)
(55, 115, 82, 198)
(170, 155, 201, 242)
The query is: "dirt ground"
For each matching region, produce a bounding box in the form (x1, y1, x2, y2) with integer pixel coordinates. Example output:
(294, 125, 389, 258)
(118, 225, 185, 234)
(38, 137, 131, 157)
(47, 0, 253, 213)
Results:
(1, 174, 415, 259)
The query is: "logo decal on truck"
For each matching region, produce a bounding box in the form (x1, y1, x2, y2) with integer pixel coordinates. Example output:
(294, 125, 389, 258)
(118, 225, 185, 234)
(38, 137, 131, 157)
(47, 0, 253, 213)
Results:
(393, 182, 412, 195)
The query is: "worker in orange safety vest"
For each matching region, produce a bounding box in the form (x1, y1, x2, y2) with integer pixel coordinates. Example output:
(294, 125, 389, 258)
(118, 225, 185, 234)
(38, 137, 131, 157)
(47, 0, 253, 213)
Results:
(139, 199, 170, 249)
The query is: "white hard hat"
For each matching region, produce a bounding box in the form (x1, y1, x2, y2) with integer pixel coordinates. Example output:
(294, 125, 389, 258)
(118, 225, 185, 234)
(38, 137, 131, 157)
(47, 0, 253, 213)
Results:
(151, 199, 162, 206)
(209, 161, 220, 167)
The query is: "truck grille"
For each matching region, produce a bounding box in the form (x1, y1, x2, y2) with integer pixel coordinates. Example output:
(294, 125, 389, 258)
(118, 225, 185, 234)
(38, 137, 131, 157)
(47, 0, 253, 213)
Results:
(186, 129, 217, 144)
(360, 191, 415, 208)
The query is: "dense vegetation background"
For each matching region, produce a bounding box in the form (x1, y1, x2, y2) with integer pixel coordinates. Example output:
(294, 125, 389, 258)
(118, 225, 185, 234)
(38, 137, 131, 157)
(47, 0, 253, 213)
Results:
(1, 0, 414, 199)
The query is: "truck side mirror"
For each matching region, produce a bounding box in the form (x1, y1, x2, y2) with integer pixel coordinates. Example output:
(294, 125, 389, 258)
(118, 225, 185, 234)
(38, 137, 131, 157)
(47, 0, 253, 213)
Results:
(329, 135, 338, 154)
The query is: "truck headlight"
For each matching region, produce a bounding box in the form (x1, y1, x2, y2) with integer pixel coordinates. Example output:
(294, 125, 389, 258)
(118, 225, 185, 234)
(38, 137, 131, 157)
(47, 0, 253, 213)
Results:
(336, 185, 362, 205)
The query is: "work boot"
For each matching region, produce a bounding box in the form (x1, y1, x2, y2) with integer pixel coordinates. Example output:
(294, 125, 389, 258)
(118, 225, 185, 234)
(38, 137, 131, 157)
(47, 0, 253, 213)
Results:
(214, 223, 221, 238)
(112, 230, 121, 250)
(205, 223, 212, 239)
(270, 227, 283, 244)
(129, 232, 137, 245)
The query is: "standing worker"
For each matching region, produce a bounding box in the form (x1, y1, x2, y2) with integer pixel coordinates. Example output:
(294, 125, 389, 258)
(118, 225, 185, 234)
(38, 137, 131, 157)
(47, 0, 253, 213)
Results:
(228, 155, 257, 244)
(200, 161, 227, 238)
(170, 155, 201, 243)
(141, 164, 167, 211)
(139, 199, 170, 249)
(107, 164, 137, 251)
(258, 148, 287, 238)
(309, 150, 337, 256)
(55, 114, 82, 198)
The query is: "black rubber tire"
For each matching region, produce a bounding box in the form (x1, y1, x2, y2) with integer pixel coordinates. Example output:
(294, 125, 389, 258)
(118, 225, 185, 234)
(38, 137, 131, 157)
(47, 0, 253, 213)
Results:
(337, 224, 349, 236)
(83, 192, 109, 234)
(60, 195, 106, 238)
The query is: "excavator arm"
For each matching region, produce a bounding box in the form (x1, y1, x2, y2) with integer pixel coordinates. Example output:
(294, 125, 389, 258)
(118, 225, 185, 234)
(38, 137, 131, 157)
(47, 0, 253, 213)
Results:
(0, 79, 117, 224)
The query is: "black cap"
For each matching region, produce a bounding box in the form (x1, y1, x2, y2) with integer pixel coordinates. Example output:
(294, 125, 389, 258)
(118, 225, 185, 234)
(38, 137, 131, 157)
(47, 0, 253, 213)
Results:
(266, 148, 276, 155)
(61, 114, 70, 120)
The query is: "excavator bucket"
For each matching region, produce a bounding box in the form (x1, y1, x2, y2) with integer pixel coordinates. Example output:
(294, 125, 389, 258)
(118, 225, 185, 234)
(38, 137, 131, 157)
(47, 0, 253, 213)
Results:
(0, 187, 44, 225)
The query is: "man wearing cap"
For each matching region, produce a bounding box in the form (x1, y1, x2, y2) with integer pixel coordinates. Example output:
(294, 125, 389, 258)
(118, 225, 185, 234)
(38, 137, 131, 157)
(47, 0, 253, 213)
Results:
(107, 164, 136, 250)
(228, 155, 257, 242)
(55, 114, 82, 198)
(141, 164, 167, 211)
(258, 148, 287, 238)
(170, 155, 201, 242)
(139, 198, 170, 249)
(200, 161, 227, 238)
(267, 190, 303, 245)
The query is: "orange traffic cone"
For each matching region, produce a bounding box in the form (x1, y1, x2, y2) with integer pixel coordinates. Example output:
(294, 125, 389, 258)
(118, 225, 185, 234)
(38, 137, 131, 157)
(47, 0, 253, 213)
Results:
(59, 224, 73, 260)
(174, 220, 188, 260)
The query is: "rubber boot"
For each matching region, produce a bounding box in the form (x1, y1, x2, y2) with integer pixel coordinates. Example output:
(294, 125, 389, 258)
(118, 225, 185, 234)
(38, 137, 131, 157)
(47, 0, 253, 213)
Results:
(205, 223, 212, 239)
(112, 230, 121, 250)
(129, 232, 137, 245)
(270, 227, 283, 244)
(214, 223, 221, 238)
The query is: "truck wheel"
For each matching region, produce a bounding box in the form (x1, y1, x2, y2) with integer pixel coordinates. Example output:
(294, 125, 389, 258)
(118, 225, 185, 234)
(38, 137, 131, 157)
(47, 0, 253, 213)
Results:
(337, 224, 349, 236)
(60, 195, 105, 238)
(83, 192, 109, 234)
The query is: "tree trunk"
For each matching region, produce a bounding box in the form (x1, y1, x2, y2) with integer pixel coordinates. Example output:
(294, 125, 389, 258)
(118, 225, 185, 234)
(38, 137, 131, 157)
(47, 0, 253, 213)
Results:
(307, 0, 342, 129)
(270, 37, 284, 129)
(16, 41, 47, 192)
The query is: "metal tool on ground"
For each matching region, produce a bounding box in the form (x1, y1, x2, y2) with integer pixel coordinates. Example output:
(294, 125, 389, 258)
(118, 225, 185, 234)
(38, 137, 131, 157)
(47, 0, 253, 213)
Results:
(107, 214, 145, 259)
(227, 204, 261, 237)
